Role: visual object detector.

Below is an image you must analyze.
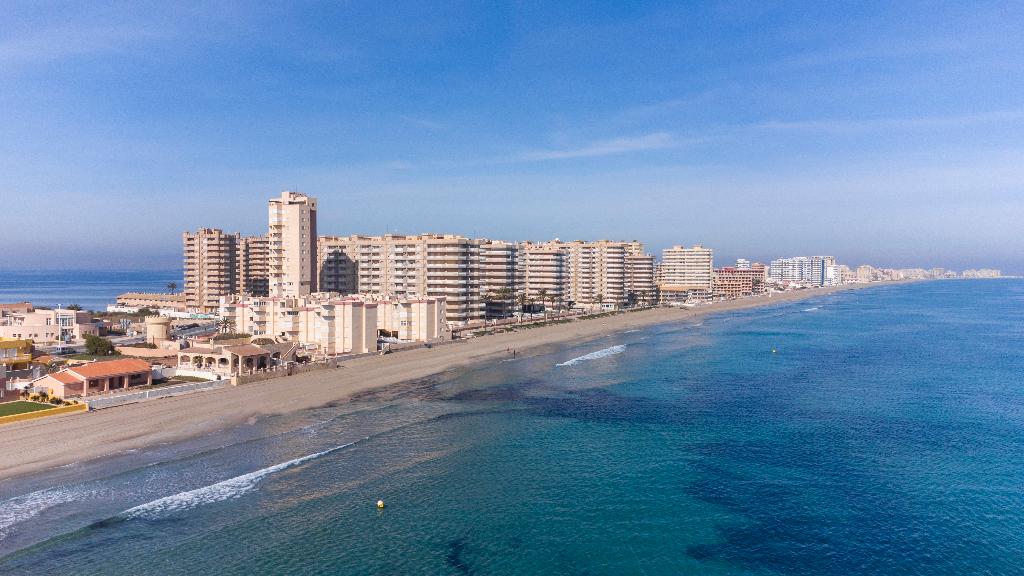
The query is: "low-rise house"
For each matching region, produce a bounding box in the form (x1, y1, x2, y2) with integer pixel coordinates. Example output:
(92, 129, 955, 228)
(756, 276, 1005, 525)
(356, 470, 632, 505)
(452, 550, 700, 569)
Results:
(32, 358, 153, 398)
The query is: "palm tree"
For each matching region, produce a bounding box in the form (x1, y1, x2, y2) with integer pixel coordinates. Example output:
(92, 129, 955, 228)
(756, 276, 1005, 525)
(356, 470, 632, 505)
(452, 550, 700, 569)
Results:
(218, 317, 235, 334)
(537, 288, 549, 320)
(515, 292, 529, 322)
(166, 281, 178, 294)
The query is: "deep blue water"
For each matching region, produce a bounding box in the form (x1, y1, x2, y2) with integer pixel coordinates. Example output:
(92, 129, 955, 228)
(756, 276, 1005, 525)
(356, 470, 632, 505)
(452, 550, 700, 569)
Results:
(1, 280, 1022, 575)
(0, 269, 181, 311)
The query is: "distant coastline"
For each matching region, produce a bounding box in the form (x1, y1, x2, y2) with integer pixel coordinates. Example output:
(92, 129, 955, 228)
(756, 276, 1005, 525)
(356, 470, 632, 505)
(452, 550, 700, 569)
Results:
(0, 280, 918, 481)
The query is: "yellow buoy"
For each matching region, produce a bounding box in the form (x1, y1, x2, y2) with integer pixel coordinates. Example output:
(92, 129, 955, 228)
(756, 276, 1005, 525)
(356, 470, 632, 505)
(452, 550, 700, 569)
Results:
(377, 500, 385, 509)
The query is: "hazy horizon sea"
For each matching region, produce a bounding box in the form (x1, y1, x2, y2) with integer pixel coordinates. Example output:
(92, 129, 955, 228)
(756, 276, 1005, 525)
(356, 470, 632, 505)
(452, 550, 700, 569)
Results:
(0, 269, 182, 311)
(1, 280, 1022, 575)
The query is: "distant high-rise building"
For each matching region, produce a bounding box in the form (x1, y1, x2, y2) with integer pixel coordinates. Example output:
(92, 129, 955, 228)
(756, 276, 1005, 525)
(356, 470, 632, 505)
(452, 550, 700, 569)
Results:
(657, 245, 714, 302)
(736, 258, 751, 269)
(269, 191, 318, 297)
(769, 255, 837, 286)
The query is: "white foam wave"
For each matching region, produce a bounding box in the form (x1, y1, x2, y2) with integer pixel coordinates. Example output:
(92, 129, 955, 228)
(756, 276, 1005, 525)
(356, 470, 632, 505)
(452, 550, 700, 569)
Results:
(122, 439, 362, 520)
(557, 345, 626, 367)
(803, 306, 820, 312)
(0, 487, 86, 538)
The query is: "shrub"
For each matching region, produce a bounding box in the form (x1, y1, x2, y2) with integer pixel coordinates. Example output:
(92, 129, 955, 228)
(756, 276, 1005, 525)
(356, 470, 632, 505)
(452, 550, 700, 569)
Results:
(49, 397, 63, 405)
(84, 334, 116, 355)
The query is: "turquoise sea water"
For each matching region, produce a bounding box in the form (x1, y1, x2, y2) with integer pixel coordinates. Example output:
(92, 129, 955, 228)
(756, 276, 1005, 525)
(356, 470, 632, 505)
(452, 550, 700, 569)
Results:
(1, 280, 1022, 574)
(0, 269, 181, 311)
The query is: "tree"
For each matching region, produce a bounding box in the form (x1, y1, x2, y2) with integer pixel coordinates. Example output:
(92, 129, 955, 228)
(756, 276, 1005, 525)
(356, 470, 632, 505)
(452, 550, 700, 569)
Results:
(537, 288, 549, 320)
(84, 334, 116, 356)
(66, 304, 82, 311)
(166, 281, 178, 294)
(218, 317, 236, 334)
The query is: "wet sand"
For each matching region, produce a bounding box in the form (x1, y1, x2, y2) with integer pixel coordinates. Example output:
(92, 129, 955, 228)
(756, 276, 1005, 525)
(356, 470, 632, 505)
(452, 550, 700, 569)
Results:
(0, 282, 910, 480)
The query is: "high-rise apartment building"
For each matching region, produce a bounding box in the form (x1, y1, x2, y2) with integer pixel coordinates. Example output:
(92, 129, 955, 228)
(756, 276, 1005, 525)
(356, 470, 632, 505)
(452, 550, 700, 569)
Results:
(480, 240, 519, 318)
(714, 263, 768, 299)
(625, 253, 657, 306)
(269, 191, 318, 297)
(522, 239, 655, 309)
(183, 228, 239, 313)
(183, 229, 270, 312)
(519, 243, 567, 308)
(237, 235, 270, 296)
(318, 234, 483, 324)
(657, 245, 714, 302)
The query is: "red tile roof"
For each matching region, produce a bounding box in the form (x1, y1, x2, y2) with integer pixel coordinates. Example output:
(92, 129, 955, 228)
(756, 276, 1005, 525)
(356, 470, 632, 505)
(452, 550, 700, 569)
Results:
(67, 358, 152, 379)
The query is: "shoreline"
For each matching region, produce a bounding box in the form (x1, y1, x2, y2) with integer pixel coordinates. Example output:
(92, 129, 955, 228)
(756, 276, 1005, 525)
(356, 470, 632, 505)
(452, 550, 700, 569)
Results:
(0, 281, 915, 481)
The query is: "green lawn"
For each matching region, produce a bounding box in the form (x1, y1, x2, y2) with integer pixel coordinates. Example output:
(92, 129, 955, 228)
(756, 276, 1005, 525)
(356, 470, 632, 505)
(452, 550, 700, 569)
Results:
(0, 401, 55, 417)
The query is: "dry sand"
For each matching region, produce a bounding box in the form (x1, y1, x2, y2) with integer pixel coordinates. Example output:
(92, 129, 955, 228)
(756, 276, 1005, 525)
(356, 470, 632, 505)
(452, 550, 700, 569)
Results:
(0, 282, 907, 480)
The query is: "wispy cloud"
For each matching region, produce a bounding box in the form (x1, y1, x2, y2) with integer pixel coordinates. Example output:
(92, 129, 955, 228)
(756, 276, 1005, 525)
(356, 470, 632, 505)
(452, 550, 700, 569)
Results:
(514, 132, 677, 162)
(753, 109, 1024, 133)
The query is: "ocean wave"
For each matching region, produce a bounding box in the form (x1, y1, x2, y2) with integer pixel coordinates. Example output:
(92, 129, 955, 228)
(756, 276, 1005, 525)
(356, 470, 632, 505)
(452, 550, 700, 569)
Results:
(122, 439, 364, 520)
(557, 345, 626, 367)
(803, 306, 820, 312)
(0, 487, 87, 538)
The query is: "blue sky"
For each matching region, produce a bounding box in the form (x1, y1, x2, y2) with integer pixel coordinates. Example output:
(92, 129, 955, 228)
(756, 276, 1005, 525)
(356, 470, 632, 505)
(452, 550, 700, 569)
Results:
(2, 1, 1023, 273)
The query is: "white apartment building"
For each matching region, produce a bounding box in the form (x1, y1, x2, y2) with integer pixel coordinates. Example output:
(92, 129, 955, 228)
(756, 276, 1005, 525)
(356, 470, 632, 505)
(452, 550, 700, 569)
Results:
(269, 191, 318, 298)
(658, 245, 714, 302)
(318, 234, 483, 324)
(377, 297, 448, 342)
(222, 294, 376, 356)
(768, 256, 838, 286)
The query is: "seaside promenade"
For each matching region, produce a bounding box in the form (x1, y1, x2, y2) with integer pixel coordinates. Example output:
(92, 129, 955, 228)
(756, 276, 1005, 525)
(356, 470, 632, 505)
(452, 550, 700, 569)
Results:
(0, 282, 905, 480)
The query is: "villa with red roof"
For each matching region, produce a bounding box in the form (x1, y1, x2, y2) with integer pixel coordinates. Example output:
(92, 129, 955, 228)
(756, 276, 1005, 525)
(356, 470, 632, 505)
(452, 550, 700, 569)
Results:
(32, 358, 153, 398)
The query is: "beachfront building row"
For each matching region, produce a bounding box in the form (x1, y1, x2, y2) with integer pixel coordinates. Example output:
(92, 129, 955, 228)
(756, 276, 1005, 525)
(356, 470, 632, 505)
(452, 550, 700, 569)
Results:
(220, 293, 448, 357)
(0, 303, 101, 344)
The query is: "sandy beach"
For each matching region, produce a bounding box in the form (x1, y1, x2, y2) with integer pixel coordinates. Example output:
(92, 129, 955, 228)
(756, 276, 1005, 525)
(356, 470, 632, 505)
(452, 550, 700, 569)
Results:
(0, 282, 907, 480)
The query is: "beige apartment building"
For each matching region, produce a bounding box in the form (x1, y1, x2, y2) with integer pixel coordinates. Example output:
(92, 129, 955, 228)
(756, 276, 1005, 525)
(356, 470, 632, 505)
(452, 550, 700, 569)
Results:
(0, 306, 99, 343)
(269, 191, 318, 297)
(237, 235, 270, 296)
(318, 234, 483, 324)
(658, 245, 714, 302)
(625, 253, 658, 305)
(516, 240, 656, 309)
(519, 243, 567, 308)
(480, 240, 519, 318)
(183, 228, 238, 313)
(183, 228, 271, 313)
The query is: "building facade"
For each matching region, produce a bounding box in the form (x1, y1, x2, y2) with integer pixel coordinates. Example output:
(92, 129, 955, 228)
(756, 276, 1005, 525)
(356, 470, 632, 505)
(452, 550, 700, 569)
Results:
(519, 243, 567, 309)
(222, 294, 377, 356)
(237, 235, 270, 296)
(480, 240, 519, 318)
(269, 191, 318, 297)
(714, 264, 768, 299)
(0, 306, 99, 343)
(318, 234, 483, 324)
(658, 245, 714, 302)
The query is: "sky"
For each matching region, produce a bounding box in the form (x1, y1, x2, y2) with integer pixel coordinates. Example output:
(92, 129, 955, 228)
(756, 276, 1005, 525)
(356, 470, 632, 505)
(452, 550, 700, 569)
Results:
(2, 1, 1023, 273)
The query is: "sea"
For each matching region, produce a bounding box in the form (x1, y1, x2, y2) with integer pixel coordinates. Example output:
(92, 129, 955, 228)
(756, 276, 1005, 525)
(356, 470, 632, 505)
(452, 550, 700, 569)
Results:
(1, 279, 1022, 575)
(0, 269, 182, 311)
